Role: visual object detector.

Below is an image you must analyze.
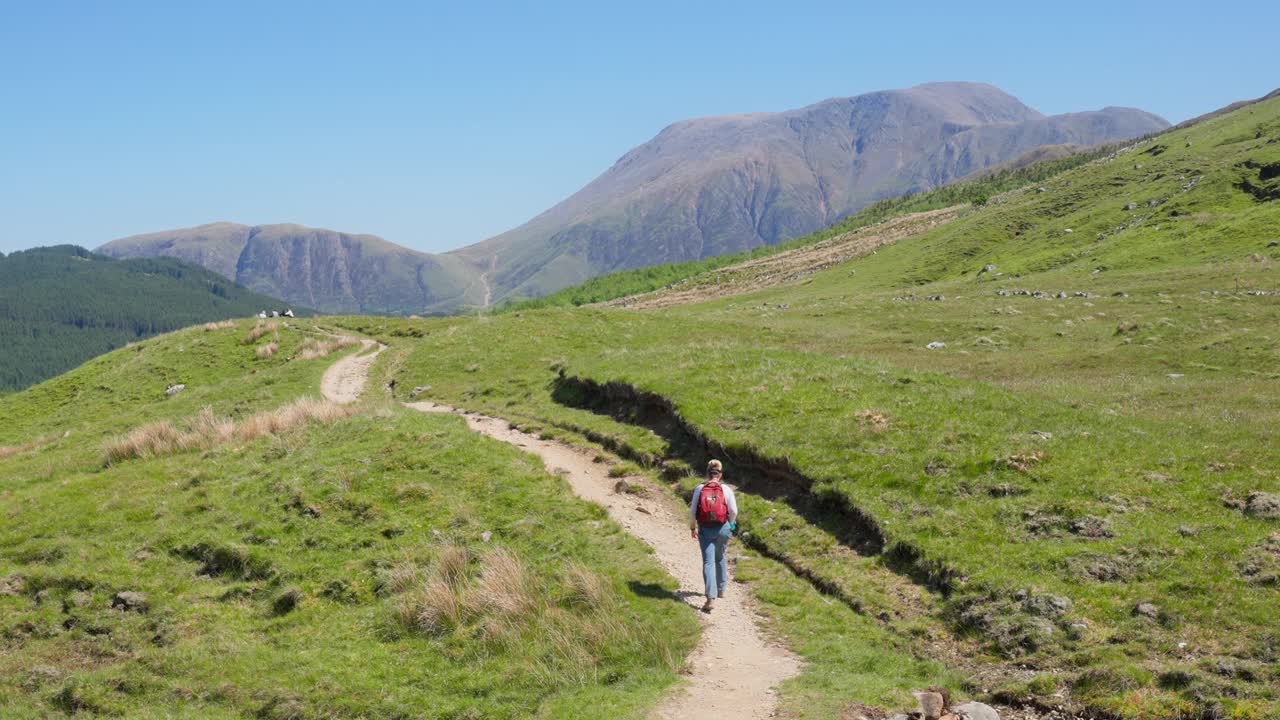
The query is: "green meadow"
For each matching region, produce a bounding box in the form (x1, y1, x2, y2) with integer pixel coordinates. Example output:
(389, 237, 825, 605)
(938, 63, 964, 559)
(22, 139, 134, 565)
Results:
(4, 96, 1280, 719)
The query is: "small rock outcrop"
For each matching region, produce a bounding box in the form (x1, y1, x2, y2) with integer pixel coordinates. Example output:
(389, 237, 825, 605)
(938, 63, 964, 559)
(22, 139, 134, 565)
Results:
(111, 591, 149, 613)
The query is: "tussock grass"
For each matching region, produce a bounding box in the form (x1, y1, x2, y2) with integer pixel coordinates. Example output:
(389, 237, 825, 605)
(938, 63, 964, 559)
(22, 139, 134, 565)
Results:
(242, 320, 279, 344)
(254, 342, 278, 359)
(202, 320, 236, 332)
(297, 335, 360, 361)
(103, 397, 355, 464)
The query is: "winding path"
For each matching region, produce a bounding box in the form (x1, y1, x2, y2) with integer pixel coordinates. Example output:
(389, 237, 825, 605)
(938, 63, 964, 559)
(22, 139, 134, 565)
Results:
(319, 343, 800, 718)
(319, 338, 386, 404)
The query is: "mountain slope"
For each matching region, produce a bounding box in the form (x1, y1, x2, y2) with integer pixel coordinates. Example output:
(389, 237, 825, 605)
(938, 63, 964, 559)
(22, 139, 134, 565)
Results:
(460, 82, 1168, 300)
(0, 245, 300, 391)
(98, 83, 1167, 312)
(349, 92, 1280, 718)
(99, 223, 484, 315)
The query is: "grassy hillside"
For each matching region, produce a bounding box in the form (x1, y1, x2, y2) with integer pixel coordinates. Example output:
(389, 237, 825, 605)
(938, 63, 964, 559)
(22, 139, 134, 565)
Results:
(498, 141, 1124, 312)
(0, 245, 302, 392)
(0, 320, 698, 718)
(330, 95, 1280, 719)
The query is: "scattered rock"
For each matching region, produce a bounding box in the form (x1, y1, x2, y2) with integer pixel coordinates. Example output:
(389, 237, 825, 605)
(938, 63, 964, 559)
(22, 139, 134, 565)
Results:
(927, 295, 945, 301)
(1268, 241, 1279, 248)
(1024, 594, 1073, 617)
(164, 383, 186, 396)
(635, 506, 652, 515)
(1133, 602, 1160, 619)
(0, 575, 26, 596)
(1242, 492, 1280, 519)
(1167, 373, 1184, 379)
(1030, 430, 1053, 441)
(271, 586, 303, 616)
(302, 505, 322, 518)
(912, 691, 946, 720)
(1037, 187, 1047, 193)
(978, 263, 997, 276)
(1070, 515, 1113, 538)
(952, 701, 1000, 720)
(480, 530, 493, 543)
(926, 341, 947, 350)
(1177, 525, 1198, 537)
(1063, 228, 1073, 234)
(1143, 471, 1171, 483)
(111, 591, 149, 613)
(409, 385, 432, 398)
(1124, 202, 1137, 211)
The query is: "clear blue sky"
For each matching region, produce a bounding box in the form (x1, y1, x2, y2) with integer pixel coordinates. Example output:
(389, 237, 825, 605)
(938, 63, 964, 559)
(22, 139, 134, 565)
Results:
(2, 0, 1276, 255)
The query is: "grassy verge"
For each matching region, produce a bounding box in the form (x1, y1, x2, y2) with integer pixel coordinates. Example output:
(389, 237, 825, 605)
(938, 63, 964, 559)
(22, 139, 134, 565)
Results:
(0, 322, 698, 718)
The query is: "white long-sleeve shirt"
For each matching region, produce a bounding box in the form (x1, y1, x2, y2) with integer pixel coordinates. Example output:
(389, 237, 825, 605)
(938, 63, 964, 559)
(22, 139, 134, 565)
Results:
(689, 482, 738, 528)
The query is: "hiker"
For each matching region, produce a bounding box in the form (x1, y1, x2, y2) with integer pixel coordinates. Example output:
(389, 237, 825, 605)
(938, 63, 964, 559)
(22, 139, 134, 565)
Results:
(689, 459, 738, 612)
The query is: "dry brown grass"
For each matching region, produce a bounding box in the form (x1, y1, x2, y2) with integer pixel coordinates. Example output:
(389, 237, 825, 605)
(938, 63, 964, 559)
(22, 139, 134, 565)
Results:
(562, 562, 611, 609)
(242, 320, 280, 345)
(103, 397, 356, 465)
(855, 409, 892, 433)
(0, 435, 58, 461)
(202, 320, 236, 332)
(255, 342, 278, 360)
(296, 335, 360, 361)
(473, 548, 536, 617)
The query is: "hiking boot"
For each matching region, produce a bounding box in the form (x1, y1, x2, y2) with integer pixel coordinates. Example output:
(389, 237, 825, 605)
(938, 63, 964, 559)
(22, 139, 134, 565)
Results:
(701, 598, 715, 613)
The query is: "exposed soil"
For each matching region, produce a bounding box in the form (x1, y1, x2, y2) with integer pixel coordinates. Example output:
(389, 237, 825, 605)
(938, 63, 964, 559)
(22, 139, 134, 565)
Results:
(319, 339, 386, 404)
(605, 205, 965, 310)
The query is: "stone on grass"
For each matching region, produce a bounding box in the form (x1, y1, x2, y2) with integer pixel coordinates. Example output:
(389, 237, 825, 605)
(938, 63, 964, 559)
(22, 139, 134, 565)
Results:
(952, 701, 1000, 720)
(1133, 602, 1160, 619)
(912, 691, 946, 720)
(111, 591, 149, 613)
(926, 341, 947, 350)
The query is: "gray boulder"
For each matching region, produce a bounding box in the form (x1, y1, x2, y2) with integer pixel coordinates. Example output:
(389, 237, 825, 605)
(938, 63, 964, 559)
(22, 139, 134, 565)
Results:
(111, 591, 149, 613)
(952, 701, 1000, 720)
(913, 690, 945, 719)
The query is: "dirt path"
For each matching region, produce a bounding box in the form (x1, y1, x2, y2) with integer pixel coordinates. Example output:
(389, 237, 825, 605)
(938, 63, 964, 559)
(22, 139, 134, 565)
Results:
(319, 339, 386, 404)
(605, 205, 965, 310)
(318, 340, 799, 716)
(479, 253, 498, 309)
(404, 400, 802, 720)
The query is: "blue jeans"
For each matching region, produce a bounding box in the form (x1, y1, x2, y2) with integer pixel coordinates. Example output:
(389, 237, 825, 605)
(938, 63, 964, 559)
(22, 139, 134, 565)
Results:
(697, 523, 732, 600)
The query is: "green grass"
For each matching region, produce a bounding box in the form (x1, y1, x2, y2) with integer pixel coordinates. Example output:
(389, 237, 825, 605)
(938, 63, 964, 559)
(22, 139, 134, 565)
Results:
(0, 320, 698, 718)
(331, 96, 1280, 719)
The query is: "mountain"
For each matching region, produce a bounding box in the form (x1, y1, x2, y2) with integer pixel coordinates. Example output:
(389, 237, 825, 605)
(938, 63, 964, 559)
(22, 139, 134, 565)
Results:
(98, 223, 483, 316)
(98, 82, 1168, 311)
(0, 245, 301, 391)
(458, 82, 1169, 300)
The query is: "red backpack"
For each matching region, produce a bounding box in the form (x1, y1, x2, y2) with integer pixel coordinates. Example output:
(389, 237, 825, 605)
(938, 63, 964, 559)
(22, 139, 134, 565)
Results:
(696, 481, 729, 526)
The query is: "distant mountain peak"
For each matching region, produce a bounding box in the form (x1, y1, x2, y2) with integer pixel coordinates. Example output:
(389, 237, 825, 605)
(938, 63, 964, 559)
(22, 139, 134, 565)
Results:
(97, 82, 1169, 313)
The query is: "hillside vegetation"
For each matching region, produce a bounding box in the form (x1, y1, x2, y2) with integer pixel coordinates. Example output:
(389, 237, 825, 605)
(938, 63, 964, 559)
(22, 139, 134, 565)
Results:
(0, 246, 296, 392)
(498, 141, 1127, 312)
(0, 321, 697, 718)
(332, 95, 1280, 719)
